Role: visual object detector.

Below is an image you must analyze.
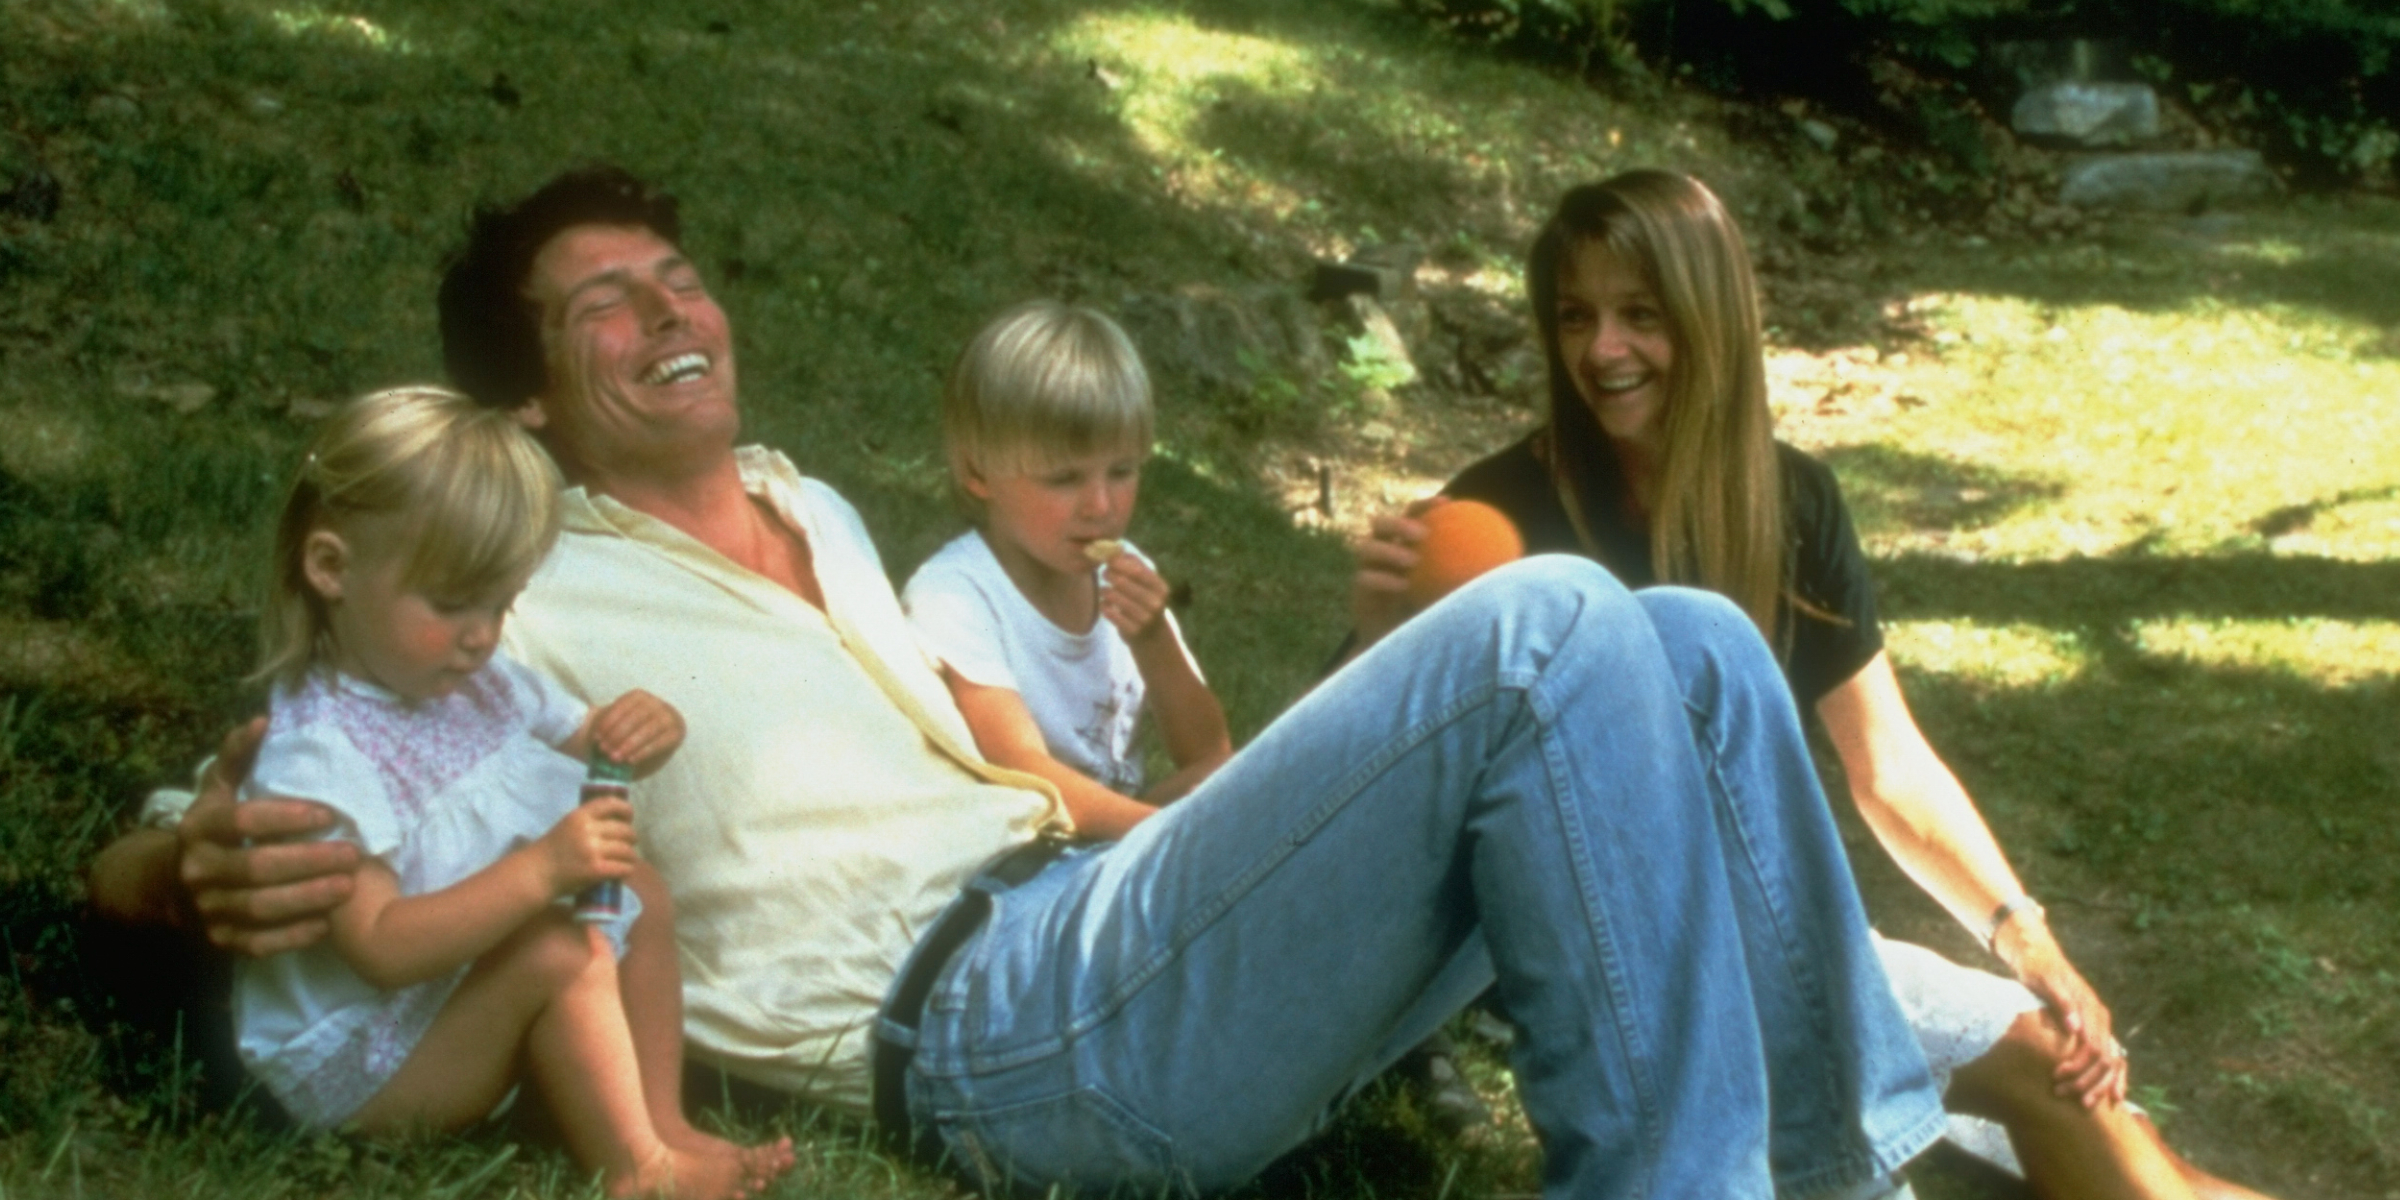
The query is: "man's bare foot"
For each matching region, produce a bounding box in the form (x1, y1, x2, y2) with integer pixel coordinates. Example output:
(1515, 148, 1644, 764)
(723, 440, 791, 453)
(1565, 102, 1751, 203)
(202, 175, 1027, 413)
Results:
(609, 1143, 748, 1200)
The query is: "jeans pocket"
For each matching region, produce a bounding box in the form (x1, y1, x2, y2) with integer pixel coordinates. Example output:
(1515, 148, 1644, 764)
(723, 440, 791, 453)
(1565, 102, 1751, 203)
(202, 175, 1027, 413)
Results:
(942, 1084, 1186, 1196)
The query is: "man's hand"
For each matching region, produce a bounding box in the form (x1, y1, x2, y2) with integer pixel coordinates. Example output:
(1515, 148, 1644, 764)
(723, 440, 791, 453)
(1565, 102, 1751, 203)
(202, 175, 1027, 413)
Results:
(1349, 498, 1445, 647)
(588, 689, 685, 776)
(1097, 553, 1173, 644)
(178, 718, 361, 957)
(536, 798, 638, 896)
(1995, 912, 2127, 1108)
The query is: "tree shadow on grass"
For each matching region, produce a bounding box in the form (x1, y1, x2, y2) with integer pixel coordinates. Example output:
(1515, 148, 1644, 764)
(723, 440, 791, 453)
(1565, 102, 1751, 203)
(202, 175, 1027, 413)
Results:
(1816, 443, 2066, 537)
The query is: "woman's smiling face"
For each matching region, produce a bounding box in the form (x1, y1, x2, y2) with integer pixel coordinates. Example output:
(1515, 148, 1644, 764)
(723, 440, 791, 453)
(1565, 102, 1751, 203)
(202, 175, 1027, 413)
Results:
(1555, 240, 1676, 456)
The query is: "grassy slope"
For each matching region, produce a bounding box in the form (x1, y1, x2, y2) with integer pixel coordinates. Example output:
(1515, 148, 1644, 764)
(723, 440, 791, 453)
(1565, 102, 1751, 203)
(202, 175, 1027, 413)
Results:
(3, 0, 2396, 1195)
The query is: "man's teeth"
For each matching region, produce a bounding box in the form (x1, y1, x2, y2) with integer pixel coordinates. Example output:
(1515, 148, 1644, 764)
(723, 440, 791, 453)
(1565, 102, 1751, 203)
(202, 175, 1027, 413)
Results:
(640, 353, 710, 385)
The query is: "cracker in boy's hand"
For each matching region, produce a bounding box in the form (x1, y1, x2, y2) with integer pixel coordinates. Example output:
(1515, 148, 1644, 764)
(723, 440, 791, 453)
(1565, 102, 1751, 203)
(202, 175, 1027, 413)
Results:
(1083, 539, 1123, 564)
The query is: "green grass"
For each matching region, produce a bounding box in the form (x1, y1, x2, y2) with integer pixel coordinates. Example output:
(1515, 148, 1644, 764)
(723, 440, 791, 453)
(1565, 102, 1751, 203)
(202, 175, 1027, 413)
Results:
(5, 0, 2398, 1196)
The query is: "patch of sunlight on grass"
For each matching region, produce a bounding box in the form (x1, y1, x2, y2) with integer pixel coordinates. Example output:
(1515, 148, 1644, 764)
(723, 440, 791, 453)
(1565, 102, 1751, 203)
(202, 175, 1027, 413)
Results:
(0, 405, 96, 484)
(1885, 621, 2088, 687)
(1050, 13, 1324, 223)
(2215, 238, 2308, 266)
(265, 6, 417, 53)
(2132, 618, 2400, 685)
(1873, 290, 2400, 561)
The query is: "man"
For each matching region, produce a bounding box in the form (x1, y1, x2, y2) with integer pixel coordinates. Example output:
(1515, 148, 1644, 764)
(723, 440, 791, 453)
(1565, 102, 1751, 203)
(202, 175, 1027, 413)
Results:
(93, 166, 1944, 1198)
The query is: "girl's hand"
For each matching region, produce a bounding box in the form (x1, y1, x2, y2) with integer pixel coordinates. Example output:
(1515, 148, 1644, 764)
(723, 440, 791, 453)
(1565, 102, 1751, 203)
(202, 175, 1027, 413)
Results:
(590, 690, 684, 776)
(1350, 498, 1443, 647)
(1996, 914, 2127, 1108)
(1097, 552, 1172, 643)
(537, 798, 637, 896)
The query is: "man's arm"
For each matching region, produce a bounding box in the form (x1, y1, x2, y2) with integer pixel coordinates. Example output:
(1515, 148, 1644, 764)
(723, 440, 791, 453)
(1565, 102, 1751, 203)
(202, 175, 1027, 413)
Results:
(85, 718, 361, 956)
(943, 667, 1157, 841)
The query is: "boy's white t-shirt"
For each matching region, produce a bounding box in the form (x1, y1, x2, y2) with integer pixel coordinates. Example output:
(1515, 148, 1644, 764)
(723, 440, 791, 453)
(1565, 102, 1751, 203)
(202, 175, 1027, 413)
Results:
(904, 531, 1192, 795)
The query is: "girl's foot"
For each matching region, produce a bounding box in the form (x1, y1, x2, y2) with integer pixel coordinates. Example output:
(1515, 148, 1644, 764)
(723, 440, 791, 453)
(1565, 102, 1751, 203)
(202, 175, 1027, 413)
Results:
(660, 1123, 795, 1195)
(610, 1143, 747, 1200)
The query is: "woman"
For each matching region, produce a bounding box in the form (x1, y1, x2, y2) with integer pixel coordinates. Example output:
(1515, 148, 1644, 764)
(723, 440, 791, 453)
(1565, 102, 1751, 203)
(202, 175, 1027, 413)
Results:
(1351, 170, 2271, 1200)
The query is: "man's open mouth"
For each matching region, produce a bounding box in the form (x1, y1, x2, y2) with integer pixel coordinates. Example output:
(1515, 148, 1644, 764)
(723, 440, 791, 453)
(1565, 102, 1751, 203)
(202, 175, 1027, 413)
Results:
(639, 352, 711, 386)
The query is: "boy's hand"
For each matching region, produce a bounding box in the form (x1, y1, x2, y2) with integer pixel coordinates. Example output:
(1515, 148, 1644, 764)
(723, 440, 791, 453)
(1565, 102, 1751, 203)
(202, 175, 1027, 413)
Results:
(1098, 553, 1173, 643)
(1350, 498, 1443, 646)
(537, 799, 636, 895)
(589, 690, 684, 775)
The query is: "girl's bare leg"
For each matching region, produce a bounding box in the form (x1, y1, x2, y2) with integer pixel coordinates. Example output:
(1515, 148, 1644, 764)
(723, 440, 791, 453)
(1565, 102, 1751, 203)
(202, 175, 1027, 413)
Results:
(2141, 1116, 2278, 1200)
(618, 863, 793, 1188)
(348, 909, 746, 1200)
(1948, 1011, 2195, 1200)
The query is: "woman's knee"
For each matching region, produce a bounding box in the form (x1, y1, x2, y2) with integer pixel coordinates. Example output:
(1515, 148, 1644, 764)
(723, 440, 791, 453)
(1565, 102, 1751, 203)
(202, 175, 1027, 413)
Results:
(1951, 1010, 2077, 1117)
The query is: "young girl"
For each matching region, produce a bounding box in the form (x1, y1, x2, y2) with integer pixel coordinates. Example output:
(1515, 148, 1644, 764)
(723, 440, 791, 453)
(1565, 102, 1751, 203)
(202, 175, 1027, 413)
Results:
(234, 386, 790, 1200)
(1353, 171, 2273, 1200)
(903, 301, 1231, 840)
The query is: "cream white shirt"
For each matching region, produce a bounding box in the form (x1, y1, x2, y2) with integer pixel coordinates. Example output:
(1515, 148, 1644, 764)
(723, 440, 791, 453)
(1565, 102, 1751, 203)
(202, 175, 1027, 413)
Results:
(502, 447, 1068, 1110)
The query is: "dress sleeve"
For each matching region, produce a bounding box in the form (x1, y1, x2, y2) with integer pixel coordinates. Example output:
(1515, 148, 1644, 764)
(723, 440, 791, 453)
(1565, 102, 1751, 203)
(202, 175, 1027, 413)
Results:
(902, 564, 1019, 692)
(1782, 448, 1886, 708)
(243, 723, 401, 858)
(496, 653, 594, 751)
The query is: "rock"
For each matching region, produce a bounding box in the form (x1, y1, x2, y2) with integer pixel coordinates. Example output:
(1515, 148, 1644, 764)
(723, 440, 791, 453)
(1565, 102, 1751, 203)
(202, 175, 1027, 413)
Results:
(1307, 241, 1423, 304)
(246, 93, 284, 117)
(1799, 118, 1839, 152)
(1119, 284, 1327, 394)
(2013, 82, 2159, 146)
(2058, 150, 2279, 211)
(1343, 295, 1418, 389)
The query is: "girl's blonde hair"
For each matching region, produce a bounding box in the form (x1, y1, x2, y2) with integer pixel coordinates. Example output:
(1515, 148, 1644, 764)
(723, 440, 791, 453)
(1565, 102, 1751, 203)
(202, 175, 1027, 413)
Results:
(257, 385, 563, 689)
(1529, 170, 1787, 645)
(942, 300, 1153, 518)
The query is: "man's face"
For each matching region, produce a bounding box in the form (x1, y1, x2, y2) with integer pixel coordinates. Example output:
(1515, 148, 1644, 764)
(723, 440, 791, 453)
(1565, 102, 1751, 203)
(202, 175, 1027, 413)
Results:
(521, 223, 739, 477)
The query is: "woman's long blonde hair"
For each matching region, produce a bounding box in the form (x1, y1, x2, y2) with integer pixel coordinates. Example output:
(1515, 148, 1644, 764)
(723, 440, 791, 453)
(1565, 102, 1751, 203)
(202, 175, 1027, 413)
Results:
(256, 385, 563, 689)
(1529, 169, 1786, 644)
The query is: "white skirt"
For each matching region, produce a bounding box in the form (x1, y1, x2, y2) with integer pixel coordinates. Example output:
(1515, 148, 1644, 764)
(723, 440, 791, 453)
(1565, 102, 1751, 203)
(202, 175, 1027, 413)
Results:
(1874, 934, 2044, 1176)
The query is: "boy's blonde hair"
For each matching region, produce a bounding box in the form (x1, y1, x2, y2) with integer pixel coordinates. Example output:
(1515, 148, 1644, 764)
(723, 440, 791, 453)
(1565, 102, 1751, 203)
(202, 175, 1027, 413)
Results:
(256, 385, 563, 689)
(942, 301, 1153, 517)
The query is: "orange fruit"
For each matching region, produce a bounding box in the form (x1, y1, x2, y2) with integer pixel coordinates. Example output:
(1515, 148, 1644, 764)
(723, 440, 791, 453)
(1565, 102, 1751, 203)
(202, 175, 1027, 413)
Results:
(1407, 500, 1525, 605)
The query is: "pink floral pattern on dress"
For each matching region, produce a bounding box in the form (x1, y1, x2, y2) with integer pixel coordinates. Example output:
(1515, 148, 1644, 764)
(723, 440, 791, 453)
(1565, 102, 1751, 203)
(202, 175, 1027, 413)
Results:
(281, 669, 526, 827)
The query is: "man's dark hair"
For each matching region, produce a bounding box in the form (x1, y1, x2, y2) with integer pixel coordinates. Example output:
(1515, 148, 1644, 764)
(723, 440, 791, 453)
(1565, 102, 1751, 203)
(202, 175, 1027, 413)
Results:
(438, 164, 684, 409)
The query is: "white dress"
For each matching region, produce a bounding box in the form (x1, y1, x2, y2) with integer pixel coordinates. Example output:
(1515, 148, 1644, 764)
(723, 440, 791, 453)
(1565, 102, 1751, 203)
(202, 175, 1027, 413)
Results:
(232, 653, 640, 1125)
(904, 531, 1197, 795)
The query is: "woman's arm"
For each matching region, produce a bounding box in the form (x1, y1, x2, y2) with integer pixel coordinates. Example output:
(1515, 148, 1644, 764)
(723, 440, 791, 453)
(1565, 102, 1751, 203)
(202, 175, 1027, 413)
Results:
(1818, 651, 2126, 1106)
(942, 668, 1158, 841)
(1095, 552, 1232, 797)
(327, 797, 635, 990)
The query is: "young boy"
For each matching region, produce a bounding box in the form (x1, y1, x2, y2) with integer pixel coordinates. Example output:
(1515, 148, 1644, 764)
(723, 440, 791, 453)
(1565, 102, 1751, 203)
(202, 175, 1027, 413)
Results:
(903, 301, 1230, 840)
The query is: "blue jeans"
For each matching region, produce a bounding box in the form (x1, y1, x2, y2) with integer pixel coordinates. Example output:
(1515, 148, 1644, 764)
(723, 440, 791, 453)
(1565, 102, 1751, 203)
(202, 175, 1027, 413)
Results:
(898, 557, 1944, 1199)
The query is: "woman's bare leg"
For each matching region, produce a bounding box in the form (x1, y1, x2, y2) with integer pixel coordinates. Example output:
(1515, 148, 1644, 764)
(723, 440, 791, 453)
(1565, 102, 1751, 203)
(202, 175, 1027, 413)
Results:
(617, 863, 792, 1188)
(1947, 1011, 2194, 1200)
(348, 909, 746, 1200)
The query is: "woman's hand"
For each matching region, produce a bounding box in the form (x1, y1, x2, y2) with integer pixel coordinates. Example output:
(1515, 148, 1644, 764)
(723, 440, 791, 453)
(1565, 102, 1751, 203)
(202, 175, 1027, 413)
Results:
(1097, 552, 1173, 644)
(178, 718, 361, 956)
(1350, 498, 1443, 647)
(589, 689, 685, 777)
(537, 798, 638, 896)
(1997, 913, 2127, 1108)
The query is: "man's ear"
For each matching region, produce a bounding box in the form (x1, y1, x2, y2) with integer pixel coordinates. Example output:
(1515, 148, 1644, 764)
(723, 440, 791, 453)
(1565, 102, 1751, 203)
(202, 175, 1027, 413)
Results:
(301, 529, 351, 602)
(513, 398, 550, 430)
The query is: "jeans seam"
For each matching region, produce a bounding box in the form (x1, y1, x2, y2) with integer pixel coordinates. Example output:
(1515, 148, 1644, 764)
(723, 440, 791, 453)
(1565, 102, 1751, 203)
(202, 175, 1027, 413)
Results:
(1529, 670, 1664, 1196)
